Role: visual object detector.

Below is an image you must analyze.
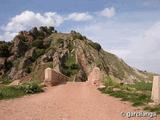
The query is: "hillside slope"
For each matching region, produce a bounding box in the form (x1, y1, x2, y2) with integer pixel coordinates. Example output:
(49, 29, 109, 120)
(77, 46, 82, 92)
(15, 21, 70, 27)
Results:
(0, 26, 153, 83)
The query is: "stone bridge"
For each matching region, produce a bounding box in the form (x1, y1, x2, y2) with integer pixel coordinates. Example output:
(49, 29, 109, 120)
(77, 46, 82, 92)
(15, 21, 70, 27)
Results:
(44, 66, 104, 87)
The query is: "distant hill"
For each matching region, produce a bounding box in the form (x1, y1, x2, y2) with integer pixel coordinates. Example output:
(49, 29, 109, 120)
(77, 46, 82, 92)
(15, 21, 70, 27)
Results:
(0, 26, 154, 83)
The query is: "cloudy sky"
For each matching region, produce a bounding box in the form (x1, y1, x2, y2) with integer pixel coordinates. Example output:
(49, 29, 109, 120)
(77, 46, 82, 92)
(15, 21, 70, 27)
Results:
(0, 0, 160, 73)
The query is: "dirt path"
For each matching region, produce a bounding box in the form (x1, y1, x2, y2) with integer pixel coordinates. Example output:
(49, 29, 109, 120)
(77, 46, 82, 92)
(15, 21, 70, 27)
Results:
(0, 82, 158, 120)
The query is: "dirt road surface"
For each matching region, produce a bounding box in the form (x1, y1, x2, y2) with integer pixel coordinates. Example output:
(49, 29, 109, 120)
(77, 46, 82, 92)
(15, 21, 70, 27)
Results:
(0, 82, 158, 120)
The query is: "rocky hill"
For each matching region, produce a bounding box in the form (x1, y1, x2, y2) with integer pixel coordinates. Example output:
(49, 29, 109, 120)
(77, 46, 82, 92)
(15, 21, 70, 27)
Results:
(0, 26, 153, 83)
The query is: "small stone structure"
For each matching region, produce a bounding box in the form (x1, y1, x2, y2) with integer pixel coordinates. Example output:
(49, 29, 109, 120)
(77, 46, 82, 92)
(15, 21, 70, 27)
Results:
(87, 67, 103, 87)
(151, 76, 160, 104)
(44, 68, 68, 86)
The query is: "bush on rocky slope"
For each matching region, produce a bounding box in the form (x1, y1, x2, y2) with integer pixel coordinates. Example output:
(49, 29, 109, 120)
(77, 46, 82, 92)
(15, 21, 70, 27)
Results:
(89, 42, 101, 51)
(32, 39, 44, 49)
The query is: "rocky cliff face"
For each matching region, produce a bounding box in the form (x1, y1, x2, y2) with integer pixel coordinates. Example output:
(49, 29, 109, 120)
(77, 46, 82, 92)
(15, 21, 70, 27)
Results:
(0, 26, 153, 83)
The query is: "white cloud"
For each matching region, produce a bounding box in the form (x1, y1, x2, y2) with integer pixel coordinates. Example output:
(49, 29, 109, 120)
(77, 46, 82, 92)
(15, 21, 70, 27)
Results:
(133, 22, 160, 55)
(99, 7, 116, 18)
(67, 12, 93, 21)
(125, 22, 160, 72)
(76, 18, 160, 73)
(1, 10, 64, 41)
(4, 11, 64, 32)
(0, 32, 18, 41)
(0, 10, 95, 41)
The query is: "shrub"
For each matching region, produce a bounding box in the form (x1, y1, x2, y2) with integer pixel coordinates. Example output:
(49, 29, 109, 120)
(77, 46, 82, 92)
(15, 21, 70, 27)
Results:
(31, 49, 45, 61)
(0, 44, 10, 57)
(63, 68, 72, 76)
(89, 42, 101, 51)
(62, 54, 80, 77)
(70, 64, 79, 69)
(128, 81, 152, 91)
(0, 76, 12, 85)
(36, 31, 45, 39)
(103, 76, 119, 87)
(67, 43, 74, 51)
(71, 31, 83, 40)
(120, 84, 136, 91)
(32, 39, 44, 49)
(65, 54, 76, 66)
(36, 49, 45, 57)
(18, 35, 28, 42)
(0, 86, 25, 100)
(21, 81, 43, 94)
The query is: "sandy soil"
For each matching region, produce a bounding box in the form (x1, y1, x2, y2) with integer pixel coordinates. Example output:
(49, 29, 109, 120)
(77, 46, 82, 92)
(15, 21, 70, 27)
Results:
(0, 82, 158, 120)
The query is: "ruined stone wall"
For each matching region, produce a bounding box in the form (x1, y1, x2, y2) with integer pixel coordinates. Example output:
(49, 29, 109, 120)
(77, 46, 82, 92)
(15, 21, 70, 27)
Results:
(51, 70, 68, 85)
(87, 67, 104, 87)
(44, 68, 69, 86)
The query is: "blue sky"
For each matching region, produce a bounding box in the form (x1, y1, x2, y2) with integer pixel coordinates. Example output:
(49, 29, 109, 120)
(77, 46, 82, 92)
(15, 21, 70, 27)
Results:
(0, 0, 160, 73)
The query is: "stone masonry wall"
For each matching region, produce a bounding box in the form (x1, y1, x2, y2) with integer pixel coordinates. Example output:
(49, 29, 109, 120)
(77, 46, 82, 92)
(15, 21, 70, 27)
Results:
(87, 67, 103, 87)
(44, 68, 69, 86)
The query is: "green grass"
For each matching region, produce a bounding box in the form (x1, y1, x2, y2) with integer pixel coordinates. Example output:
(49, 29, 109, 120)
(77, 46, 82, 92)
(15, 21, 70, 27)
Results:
(71, 31, 84, 40)
(128, 81, 152, 91)
(20, 81, 44, 94)
(31, 48, 45, 61)
(0, 86, 25, 100)
(100, 76, 160, 113)
(88, 41, 101, 51)
(100, 87, 151, 107)
(0, 81, 43, 100)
